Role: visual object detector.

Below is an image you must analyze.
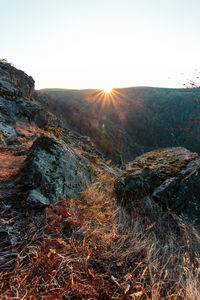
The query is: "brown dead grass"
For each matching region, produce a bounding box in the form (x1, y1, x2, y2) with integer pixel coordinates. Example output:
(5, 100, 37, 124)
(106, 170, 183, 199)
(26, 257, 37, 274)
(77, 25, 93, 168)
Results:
(0, 169, 199, 299)
(0, 152, 26, 179)
(0, 122, 40, 180)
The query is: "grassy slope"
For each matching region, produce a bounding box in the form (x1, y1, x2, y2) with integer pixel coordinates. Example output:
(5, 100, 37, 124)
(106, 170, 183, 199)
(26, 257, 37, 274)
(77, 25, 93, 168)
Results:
(1, 166, 199, 299)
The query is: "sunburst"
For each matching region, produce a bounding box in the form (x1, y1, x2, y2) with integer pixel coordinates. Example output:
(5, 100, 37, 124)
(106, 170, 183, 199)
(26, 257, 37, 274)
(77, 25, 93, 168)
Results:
(84, 87, 129, 124)
(103, 87, 113, 94)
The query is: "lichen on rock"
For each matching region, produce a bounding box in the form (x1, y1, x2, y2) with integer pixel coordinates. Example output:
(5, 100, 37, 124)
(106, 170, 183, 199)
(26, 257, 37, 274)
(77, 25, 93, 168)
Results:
(114, 147, 200, 225)
(0, 61, 34, 99)
(20, 134, 91, 208)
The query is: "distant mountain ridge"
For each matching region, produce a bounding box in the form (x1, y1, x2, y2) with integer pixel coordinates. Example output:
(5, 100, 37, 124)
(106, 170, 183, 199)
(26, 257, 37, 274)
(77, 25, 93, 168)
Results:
(41, 86, 200, 165)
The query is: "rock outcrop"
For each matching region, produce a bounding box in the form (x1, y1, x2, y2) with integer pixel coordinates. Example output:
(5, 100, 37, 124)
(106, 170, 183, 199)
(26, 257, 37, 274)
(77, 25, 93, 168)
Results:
(0, 59, 34, 99)
(0, 60, 93, 210)
(20, 135, 91, 207)
(114, 147, 200, 225)
(0, 60, 49, 143)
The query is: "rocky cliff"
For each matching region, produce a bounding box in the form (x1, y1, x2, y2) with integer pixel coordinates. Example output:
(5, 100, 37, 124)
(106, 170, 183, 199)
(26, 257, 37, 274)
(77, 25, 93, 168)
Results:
(0, 59, 34, 99)
(0, 61, 95, 208)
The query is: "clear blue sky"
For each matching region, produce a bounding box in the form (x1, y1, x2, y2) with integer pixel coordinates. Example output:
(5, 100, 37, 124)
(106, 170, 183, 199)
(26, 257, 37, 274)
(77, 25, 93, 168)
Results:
(1, 0, 200, 89)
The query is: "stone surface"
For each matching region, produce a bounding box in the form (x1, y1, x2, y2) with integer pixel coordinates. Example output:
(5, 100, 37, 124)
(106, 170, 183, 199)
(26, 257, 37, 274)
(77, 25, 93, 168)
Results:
(0, 62, 50, 143)
(0, 60, 34, 99)
(114, 147, 200, 224)
(0, 60, 92, 210)
(0, 122, 17, 140)
(20, 135, 91, 207)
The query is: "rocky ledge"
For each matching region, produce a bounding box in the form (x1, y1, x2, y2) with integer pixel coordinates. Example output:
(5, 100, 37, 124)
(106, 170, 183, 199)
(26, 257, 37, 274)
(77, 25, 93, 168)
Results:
(0, 60, 93, 209)
(0, 60, 51, 144)
(0, 59, 34, 99)
(114, 147, 200, 225)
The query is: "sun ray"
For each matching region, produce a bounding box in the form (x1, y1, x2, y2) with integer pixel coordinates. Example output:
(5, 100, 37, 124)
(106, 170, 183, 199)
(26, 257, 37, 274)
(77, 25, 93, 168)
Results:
(83, 88, 131, 125)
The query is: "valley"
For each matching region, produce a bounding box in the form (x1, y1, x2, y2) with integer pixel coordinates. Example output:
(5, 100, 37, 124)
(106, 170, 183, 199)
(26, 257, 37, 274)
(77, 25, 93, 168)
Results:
(43, 86, 200, 165)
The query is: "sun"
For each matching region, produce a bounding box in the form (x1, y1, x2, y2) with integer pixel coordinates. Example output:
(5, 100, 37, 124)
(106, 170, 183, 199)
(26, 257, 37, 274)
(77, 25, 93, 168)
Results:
(103, 87, 113, 94)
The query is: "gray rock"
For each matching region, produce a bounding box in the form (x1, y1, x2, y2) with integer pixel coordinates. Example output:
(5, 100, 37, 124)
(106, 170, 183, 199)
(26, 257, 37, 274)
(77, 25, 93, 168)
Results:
(0, 61, 34, 99)
(15, 97, 49, 127)
(114, 147, 200, 224)
(0, 122, 17, 140)
(20, 135, 91, 208)
(0, 78, 18, 99)
(26, 189, 50, 207)
(0, 62, 50, 146)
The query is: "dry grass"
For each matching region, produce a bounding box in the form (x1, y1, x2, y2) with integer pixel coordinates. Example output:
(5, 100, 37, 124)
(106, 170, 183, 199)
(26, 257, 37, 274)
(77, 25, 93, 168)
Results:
(0, 150, 26, 179)
(0, 122, 39, 180)
(0, 169, 199, 299)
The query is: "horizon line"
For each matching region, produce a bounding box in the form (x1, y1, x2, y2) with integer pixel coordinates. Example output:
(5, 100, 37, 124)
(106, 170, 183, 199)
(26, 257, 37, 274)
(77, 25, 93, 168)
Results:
(38, 85, 192, 91)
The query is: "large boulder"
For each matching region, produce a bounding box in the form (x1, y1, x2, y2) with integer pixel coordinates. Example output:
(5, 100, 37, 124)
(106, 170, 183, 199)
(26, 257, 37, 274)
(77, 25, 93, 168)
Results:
(114, 147, 200, 225)
(20, 135, 91, 208)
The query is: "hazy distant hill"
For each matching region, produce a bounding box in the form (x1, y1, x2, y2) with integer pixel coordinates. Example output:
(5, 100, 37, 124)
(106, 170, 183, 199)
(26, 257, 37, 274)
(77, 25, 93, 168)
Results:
(41, 87, 200, 165)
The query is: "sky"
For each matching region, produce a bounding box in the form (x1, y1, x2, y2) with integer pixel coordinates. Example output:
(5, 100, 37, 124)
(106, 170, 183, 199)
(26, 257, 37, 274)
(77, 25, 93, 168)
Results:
(1, 0, 200, 90)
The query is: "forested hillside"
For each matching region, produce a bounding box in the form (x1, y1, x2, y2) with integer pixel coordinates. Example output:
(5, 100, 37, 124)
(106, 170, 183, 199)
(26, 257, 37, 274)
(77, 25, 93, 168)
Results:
(42, 87, 200, 165)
